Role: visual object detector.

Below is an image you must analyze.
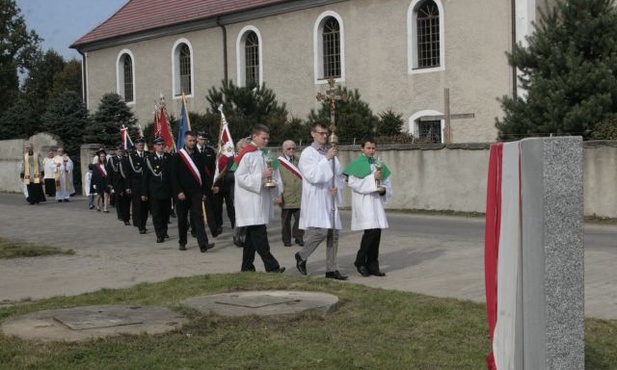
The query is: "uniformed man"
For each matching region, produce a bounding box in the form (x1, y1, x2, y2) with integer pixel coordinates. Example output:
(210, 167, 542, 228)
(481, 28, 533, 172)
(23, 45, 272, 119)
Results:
(195, 131, 219, 237)
(142, 137, 173, 243)
(108, 144, 131, 225)
(126, 137, 149, 234)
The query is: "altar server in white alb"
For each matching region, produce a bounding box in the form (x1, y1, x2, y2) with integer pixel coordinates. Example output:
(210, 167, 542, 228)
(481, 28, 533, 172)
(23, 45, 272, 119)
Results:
(344, 137, 391, 277)
(234, 124, 285, 273)
(295, 122, 347, 280)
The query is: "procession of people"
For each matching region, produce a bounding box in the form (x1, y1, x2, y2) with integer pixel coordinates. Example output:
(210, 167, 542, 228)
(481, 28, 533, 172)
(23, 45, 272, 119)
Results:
(19, 116, 393, 279)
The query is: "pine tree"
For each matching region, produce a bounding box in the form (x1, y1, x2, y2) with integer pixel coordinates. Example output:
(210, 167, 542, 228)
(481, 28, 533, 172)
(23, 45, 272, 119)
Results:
(41, 91, 90, 157)
(496, 0, 617, 140)
(204, 80, 290, 145)
(85, 93, 138, 148)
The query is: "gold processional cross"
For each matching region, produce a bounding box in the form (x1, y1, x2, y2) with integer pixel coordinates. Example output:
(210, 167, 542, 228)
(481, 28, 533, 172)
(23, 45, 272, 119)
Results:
(316, 78, 348, 146)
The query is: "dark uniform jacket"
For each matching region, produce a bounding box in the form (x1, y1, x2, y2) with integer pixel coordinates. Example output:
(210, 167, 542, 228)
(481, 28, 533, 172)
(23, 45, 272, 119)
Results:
(108, 155, 128, 194)
(142, 152, 172, 200)
(126, 150, 146, 195)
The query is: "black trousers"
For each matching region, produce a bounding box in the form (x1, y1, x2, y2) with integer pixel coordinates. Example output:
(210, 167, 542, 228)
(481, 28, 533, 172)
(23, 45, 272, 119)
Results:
(44, 178, 56, 197)
(131, 184, 149, 230)
(242, 225, 280, 272)
(116, 193, 131, 222)
(355, 228, 382, 272)
(150, 197, 171, 239)
(214, 189, 235, 230)
(177, 192, 209, 248)
(281, 208, 303, 244)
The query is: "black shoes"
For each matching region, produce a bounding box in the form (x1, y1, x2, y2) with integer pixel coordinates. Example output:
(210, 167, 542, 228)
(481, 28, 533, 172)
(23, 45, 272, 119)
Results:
(178, 243, 186, 251)
(124, 221, 131, 226)
(200, 243, 215, 253)
(295, 253, 307, 275)
(370, 270, 386, 277)
(284, 242, 293, 247)
(163, 233, 170, 239)
(295, 237, 305, 246)
(269, 267, 286, 273)
(156, 237, 164, 243)
(356, 265, 371, 277)
(139, 229, 147, 234)
(325, 270, 348, 280)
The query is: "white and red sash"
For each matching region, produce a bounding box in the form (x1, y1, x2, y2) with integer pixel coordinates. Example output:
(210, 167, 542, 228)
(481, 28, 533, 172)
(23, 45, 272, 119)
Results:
(179, 148, 202, 186)
(278, 156, 302, 180)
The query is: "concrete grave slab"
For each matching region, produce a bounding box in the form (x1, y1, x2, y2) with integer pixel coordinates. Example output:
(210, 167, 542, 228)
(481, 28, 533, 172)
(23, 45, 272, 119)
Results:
(183, 290, 339, 317)
(1, 305, 187, 342)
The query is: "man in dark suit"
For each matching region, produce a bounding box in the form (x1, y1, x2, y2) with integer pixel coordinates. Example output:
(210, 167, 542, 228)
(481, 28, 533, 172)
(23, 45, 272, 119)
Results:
(142, 137, 172, 243)
(195, 131, 219, 237)
(126, 138, 149, 234)
(108, 144, 131, 226)
(171, 131, 215, 252)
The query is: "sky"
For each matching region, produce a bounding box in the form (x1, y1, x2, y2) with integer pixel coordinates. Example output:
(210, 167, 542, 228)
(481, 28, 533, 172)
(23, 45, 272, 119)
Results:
(15, 0, 129, 60)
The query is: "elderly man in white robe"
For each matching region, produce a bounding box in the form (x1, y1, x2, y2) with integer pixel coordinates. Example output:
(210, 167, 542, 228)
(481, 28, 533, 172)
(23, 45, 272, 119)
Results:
(344, 137, 392, 277)
(295, 122, 347, 280)
(53, 147, 74, 202)
(234, 124, 285, 273)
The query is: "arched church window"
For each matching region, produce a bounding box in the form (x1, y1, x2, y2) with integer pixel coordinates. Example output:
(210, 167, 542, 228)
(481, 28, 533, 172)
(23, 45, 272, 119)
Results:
(245, 31, 260, 87)
(179, 44, 192, 95)
(416, 0, 440, 68)
(322, 17, 341, 79)
(122, 54, 134, 102)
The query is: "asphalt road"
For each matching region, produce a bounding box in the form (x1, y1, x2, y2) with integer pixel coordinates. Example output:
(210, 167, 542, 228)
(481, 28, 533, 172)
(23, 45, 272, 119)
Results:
(0, 193, 615, 320)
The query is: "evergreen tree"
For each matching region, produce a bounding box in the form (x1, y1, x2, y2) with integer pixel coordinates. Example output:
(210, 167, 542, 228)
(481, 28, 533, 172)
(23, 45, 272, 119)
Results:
(85, 93, 138, 148)
(204, 80, 290, 145)
(309, 86, 378, 144)
(0, 0, 41, 113)
(41, 91, 90, 156)
(50, 59, 82, 100)
(496, 0, 617, 140)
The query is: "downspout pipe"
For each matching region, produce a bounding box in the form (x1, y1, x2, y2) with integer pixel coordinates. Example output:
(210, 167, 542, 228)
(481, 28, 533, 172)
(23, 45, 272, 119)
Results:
(511, 0, 518, 98)
(77, 49, 88, 108)
(217, 17, 229, 83)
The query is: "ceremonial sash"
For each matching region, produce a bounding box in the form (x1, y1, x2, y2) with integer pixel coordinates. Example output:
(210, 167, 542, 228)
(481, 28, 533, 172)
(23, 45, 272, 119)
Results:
(96, 164, 107, 179)
(233, 144, 259, 166)
(179, 149, 202, 186)
(278, 156, 302, 180)
(23, 153, 40, 185)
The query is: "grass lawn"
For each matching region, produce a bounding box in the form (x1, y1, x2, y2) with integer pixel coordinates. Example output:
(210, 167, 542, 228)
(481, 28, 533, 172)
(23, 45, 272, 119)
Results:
(0, 237, 74, 259)
(0, 273, 616, 370)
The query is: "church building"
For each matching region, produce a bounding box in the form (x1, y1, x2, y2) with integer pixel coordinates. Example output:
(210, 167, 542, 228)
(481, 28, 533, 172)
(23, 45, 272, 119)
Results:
(71, 0, 547, 143)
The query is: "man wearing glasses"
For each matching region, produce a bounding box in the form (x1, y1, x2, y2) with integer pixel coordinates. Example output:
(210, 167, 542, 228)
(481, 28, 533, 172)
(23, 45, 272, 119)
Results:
(295, 122, 347, 280)
(275, 140, 304, 247)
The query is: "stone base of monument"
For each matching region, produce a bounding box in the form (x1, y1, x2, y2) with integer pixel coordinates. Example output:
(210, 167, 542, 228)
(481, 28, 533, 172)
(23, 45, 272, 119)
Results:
(0, 305, 187, 342)
(182, 290, 339, 317)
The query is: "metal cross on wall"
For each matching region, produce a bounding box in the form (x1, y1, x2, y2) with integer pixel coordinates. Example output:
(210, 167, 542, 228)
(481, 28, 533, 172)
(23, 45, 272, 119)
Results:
(316, 78, 347, 146)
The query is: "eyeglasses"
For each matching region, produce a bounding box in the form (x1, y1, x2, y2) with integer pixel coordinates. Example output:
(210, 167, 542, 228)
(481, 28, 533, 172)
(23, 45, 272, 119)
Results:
(313, 131, 328, 136)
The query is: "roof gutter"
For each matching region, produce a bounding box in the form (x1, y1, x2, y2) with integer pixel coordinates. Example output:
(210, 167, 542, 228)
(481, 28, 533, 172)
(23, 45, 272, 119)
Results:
(216, 17, 229, 83)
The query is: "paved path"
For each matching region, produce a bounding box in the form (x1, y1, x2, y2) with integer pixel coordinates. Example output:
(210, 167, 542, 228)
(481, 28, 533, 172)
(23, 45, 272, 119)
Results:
(0, 193, 615, 320)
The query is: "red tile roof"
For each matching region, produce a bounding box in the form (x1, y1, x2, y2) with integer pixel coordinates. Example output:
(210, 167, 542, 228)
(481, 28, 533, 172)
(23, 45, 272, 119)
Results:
(71, 0, 291, 48)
